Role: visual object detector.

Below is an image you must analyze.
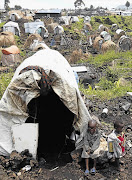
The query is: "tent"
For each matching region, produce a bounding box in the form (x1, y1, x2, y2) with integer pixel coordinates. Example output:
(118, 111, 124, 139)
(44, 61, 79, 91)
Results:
(34, 25, 49, 38)
(118, 35, 132, 51)
(100, 31, 111, 41)
(59, 16, 70, 25)
(0, 31, 16, 47)
(47, 23, 59, 33)
(0, 48, 91, 157)
(84, 16, 91, 23)
(9, 13, 21, 22)
(3, 21, 21, 36)
(24, 21, 45, 34)
(70, 16, 79, 23)
(54, 25, 64, 35)
(29, 39, 50, 51)
(24, 34, 43, 49)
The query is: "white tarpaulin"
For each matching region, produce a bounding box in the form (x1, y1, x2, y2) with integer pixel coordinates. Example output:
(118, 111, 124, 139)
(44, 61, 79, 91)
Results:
(3, 21, 21, 36)
(0, 49, 91, 156)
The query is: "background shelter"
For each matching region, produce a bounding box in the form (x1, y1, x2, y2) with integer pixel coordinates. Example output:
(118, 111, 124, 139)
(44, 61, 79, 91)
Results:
(3, 21, 20, 36)
(0, 32, 16, 47)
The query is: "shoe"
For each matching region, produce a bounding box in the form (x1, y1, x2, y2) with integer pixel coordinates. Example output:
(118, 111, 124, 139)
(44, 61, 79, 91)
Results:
(85, 169, 89, 175)
(90, 168, 96, 175)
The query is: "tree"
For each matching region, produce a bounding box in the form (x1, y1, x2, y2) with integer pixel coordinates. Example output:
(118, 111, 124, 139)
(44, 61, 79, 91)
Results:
(4, 0, 10, 9)
(4, 0, 10, 11)
(15, 5, 22, 10)
(74, 0, 85, 9)
(90, 5, 94, 9)
(125, 1, 130, 9)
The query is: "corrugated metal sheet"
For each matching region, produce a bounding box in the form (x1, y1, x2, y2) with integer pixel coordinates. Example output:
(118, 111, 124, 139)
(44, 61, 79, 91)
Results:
(36, 9, 61, 14)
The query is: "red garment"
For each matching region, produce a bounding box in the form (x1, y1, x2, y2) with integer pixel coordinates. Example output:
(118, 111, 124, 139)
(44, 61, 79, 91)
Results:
(117, 132, 125, 153)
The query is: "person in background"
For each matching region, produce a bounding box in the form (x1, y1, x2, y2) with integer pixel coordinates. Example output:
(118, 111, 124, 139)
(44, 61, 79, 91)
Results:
(107, 118, 125, 172)
(81, 119, 101, 175)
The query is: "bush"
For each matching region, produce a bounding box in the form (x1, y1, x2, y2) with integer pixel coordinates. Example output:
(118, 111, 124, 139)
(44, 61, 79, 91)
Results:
(97, 77, 114, 90)
(0, 71, 14, 99)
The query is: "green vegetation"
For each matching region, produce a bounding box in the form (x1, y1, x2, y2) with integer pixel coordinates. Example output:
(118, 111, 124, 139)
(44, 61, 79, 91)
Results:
(0, 22, 5, 29)
(88, 50, 132, 67)
(0, 70, 14, 99)
(79, 50, 132, 101)
(90, 15, 132, 37)
(63, 18, 86, 40)
(14, 35, 27, 58)
(63, 17, 84, 32)
(80, 82, 132, 101)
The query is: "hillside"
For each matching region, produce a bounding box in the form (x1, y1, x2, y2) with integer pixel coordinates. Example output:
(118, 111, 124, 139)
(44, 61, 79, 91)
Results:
(0, 14, 131, 180)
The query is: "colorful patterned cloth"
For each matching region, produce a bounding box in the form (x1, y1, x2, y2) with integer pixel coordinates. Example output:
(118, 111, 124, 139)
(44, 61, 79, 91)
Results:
(117, 132, 125, 154)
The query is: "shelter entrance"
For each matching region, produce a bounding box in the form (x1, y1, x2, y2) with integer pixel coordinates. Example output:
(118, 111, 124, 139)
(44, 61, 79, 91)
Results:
(26, 89, 74, 158)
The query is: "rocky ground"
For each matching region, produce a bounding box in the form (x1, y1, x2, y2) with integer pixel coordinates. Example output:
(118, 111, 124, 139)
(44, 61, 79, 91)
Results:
(0, 94, 131, 180)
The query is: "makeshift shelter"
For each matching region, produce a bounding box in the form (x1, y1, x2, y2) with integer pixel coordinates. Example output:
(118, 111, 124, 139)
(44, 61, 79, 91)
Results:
(70, 16, 79, 23)
(0, 49, 91, 157)
(84, 16, 91, 23)
(43, 17, 54, 26)
(98, 24, 109, 33)
(8, 10, 24, 19)
(47, 23, 59, 33)
(54, 25, 64, 35)
(29, 39, 50, 51)
(9, 13, 21, 22)
(84, 23, 92, 32)
(93, 36, 104, 51)
(1, 45, 21, 66)
(111, 24, 118, 31)
(3, 21, 20, 36)
(24, 34, 43, 49)
(118, 35, 132, 51)
(34, 25, 49, 38)
(24, 21, 45, 34)
(114, 29, 126, 40)
(100, 31, 111, 41)
(0, 32, 16, 47)
(59, 16, 70, 25)
(101, 40, 117, 53)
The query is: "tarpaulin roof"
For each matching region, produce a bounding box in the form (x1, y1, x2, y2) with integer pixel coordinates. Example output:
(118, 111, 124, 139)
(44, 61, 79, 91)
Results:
(0, 48, 91, 156)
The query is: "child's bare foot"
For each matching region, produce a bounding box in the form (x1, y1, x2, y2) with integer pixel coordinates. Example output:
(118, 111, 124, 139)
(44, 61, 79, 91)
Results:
(116, 166, 124, 172)
(119, 167, 124, 172)
(119, 160, 124, 165)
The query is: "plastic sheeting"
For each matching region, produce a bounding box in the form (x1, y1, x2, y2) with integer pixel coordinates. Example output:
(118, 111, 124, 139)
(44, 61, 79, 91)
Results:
(3, 21, 20, 36)
(0, 49, 91, 156)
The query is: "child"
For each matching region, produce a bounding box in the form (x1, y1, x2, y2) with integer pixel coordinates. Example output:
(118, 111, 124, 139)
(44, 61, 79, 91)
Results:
(81, 119, 101, 175)
(107, 119, 125, 171)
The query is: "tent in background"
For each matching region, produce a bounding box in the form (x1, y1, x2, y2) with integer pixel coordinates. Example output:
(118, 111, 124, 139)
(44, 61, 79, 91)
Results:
(3, 21, 21, 36)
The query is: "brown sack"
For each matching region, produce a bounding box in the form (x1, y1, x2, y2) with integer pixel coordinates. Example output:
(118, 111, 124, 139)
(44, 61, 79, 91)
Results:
(24, 34, 43, 48)
(0, 32, 16, 47)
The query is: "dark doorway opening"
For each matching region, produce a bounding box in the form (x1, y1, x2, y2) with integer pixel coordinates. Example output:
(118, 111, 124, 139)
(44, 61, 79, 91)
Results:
(26, 89, 75, 160)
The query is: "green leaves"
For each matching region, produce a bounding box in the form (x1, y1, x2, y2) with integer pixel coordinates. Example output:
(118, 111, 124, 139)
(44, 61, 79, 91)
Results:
(0, 71, 14, 99)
